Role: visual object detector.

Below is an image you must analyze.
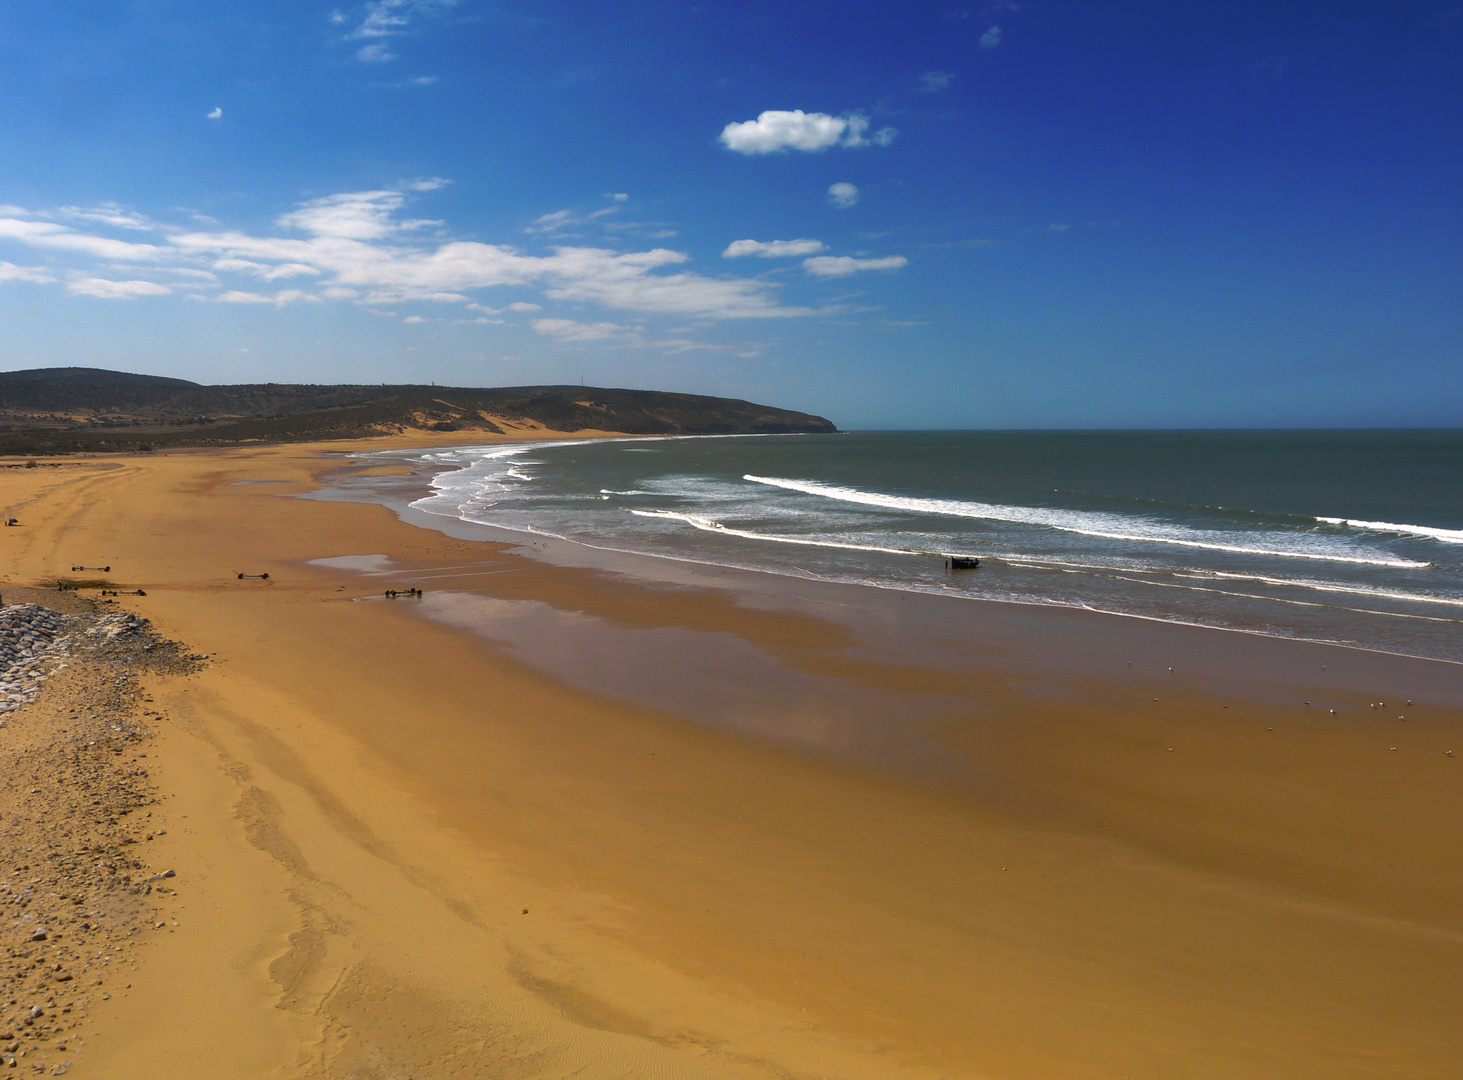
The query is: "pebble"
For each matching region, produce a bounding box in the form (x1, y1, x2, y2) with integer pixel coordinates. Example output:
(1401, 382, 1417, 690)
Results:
(1, 600, 202, 1068)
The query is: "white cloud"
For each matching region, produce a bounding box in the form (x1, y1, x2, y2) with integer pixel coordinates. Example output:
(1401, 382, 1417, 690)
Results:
(609, 193, 629, 202)
(68, 277, 172, 299)
(406, 176, 451, 191)
(58, 204, 155, 230)
(981, 25, 1003, 49)
(722, 238, 825, 258)
(276, 190, 437, 240)
(409, 75, 439, 85)
(0, 216, 161, 261)
(402, 314, 425, 323)
(341, 1, 461, 62)
(802, 255, 908, 277)
(265, 262, 320, 279)
(507, 301, 542, 311)
(217, 289, 321, 306)
(532, 318, 627, 342)
(528, 209, 573, 232)
(207, 107, 223, 119)
(839, 115, 898, 148)
(719, 110, 894, 154)
(538, 246, 811, 318)
(827, 183, 860, 209)
(525, 206, 619, 234)
(12, 186, 831, 320)
(153, 267, 219, 282)
(920, 71, 955, 92)
(213, 258, 320, 280)
(0, 261, 54, 284)
(352, 0, 417, 37)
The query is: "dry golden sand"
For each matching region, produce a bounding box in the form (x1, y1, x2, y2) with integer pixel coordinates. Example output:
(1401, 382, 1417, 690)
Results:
(0, 439, 1460, 1079)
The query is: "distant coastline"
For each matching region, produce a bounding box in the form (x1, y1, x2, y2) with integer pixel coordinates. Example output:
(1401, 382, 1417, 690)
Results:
(0, 366, 837, 456)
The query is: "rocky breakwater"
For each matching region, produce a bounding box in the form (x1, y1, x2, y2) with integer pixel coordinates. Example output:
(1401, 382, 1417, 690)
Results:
(0, 598, 203, 1075)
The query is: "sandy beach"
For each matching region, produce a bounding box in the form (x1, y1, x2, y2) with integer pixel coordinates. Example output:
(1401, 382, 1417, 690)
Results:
(2, 437, 1460, 1080)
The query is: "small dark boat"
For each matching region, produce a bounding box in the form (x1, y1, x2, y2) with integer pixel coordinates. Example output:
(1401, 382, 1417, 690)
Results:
(946, 556, 980, 570)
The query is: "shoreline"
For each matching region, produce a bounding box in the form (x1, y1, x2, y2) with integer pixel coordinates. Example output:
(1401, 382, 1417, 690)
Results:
(335, 436, 1463, 671)
(313, 448, 1463, 713)
(1, 436, 1460, 1078)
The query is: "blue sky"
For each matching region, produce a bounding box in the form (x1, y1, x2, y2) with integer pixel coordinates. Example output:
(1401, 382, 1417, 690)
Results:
(1, 1, 1459, 427)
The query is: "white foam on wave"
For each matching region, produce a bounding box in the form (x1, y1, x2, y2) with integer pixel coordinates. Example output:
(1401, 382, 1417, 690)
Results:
(1181, 570, 1463, 608)
(631, 510, 975, 559)
(1113, 574, 1461, 624)
(744, 475, 1430, 569)
(1315, 516, 1463, 545)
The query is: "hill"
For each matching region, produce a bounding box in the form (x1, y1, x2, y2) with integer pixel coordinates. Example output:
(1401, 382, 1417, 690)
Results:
(0, 368, 837, 455)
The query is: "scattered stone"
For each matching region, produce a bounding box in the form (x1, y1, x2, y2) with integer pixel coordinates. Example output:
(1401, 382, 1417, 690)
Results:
(0, 597, 202, 1068)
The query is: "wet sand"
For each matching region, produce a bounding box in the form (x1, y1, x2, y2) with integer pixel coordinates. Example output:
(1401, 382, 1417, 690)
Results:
(1, 440, 1460, 1079)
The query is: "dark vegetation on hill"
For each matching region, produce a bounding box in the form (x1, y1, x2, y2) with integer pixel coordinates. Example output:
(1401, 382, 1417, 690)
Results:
(0, 367, 837, 455)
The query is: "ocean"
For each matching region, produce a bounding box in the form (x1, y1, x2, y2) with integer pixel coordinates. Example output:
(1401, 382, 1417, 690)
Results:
(396, 430, 1463, 663)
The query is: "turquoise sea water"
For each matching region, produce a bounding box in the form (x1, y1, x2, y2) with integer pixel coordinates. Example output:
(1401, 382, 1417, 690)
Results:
(402, 431, 1463, 663)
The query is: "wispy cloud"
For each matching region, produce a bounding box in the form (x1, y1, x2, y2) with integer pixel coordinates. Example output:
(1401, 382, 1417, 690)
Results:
(356, 43, 396, 62)
(719, 110, 896, 154)
(217, 289, 323, 306)
(337, 0, 462, 62)
(207, 106, 223, 119)
(213, 258, 321, 280)
(0, 185, 840, 321)
(0, 216, 161, 261)
(981, 25, 1003, 49)
(722, 238, 825, 258)
(803, 255, 908, 277)
(0, 261, 54, 284)
(525, 205, 621, 234)
(532, 318, 628, 342)
(530, 318, 753, 356)
(57, 204, 156, 231)
(67, 277, 172, 299)
(276, 190, 440, 240)
(920, 71, 955, 92)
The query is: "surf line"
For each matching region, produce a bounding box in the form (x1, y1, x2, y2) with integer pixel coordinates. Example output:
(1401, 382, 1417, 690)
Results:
(1315, 516, 1463, 545)
(743, 475, 1430, 569)
(630, 510, 976, 560)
